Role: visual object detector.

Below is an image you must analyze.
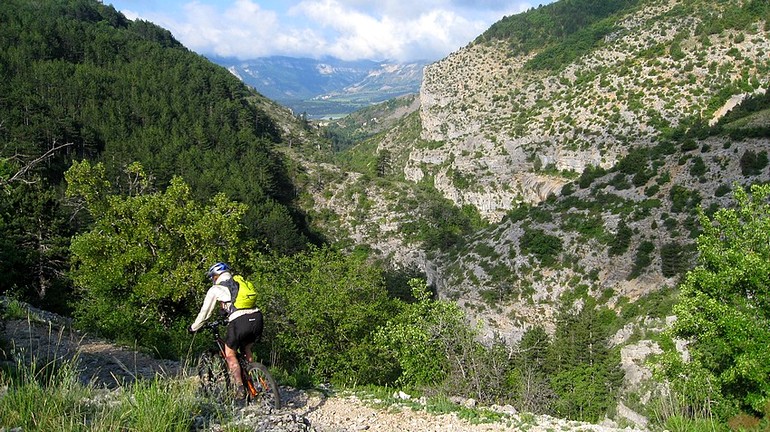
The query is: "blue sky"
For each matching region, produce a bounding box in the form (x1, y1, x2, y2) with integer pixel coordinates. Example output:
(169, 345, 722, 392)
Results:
(107, 0, 553, 62)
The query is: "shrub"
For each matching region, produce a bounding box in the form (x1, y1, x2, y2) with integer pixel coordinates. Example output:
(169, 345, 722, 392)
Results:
(66, 161, 246, 358)
(609, 221, 633, 256)
(628, 241, 655, 279)
(740, 150, 768, 176)
(252, 245, 397, 384)
(660, 242, 691, 278)
(714, 183, 732, 197)
(374, 279, 471, 387)
(520, 228, 563, 267)
(663, 184, 770, 419)
(689, 156, 707, 177)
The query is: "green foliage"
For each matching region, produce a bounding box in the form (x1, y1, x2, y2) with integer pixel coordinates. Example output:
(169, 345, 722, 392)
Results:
(560, 212, 609, 243)
(508, 326, 554, 414)
(67, 161, 247, 357)
(0, 354, 198, 431)
(619, 285, 678, 321)
(689, 156, 707, 177)
(669, 185, 702, 213)
(740, 150, 769, 176)
(0, 0, 310, 309)
(402, 185, 486, 251)
(577, 164, 607, 188)
(251, 245, 397, 384)
(1, 300, 26, 321)
(628, 240, 655, 279)
(520, 228, 562, 267)
(660, 242, 693, 278)
(715, 183, 732, 197)
(0, 180, 73, 312)
(477, 0, 640, 59)
(609, 220, 633, 256)
(717, 90, 770, 139)
(526, 19, 616, 71)
(323, 95, 418, 153)
(374, 279, 465, 387)
(547, 300, 623, 422)
(663, 184, 770, 419)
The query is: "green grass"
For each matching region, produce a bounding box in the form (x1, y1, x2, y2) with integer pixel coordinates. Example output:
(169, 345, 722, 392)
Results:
(0, 353, 202, 431)
(0, 323, 235, 432)
(2, 296, 34, 320)
(424, 394, 506, 424)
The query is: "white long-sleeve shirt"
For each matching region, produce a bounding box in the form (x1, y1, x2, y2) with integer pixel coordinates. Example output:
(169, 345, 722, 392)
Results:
(190, 272, 259, 331)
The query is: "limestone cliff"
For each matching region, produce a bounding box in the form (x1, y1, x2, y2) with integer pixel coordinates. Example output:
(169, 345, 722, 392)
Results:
(404, 0, 769, 221)
(297, 0, 770, 343)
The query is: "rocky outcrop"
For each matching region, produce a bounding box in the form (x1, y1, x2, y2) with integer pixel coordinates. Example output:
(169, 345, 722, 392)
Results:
(404, 0, 770, 220)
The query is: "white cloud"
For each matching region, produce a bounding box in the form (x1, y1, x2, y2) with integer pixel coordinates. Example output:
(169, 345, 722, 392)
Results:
(115, 0, 548, 61)
(290, 0, 493, 61)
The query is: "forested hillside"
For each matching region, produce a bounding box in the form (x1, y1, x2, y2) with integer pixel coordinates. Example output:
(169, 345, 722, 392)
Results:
(0, 0, 312, 313)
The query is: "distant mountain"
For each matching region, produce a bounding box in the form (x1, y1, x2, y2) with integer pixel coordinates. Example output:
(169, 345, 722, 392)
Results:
(209, 56, 429, 119)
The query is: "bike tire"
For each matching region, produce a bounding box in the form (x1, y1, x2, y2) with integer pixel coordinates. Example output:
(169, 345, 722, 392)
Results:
(197, 351, 231, 401)
(245, 362, 281, 410)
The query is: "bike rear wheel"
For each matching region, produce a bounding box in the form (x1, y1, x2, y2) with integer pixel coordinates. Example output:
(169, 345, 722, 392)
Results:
(244, 362, 281, 410)
(197, 351, 231, 401)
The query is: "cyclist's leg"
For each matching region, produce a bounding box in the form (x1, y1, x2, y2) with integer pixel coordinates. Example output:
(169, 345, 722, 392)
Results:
(225, 319, 248, 391)
(242, 342, 254, 362)
(224, 343, 244, 387)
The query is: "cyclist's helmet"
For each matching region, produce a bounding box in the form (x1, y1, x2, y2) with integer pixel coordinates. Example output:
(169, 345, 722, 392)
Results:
(206, 262, 231, 281)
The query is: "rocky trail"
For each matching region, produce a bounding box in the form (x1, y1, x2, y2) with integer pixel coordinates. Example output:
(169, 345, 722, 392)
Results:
(0, 302, 646, 432)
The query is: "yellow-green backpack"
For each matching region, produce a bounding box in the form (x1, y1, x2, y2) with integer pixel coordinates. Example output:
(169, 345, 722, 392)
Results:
(225, 274, 258, 312)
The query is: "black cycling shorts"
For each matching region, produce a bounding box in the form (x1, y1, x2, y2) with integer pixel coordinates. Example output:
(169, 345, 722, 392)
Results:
(225, 311, 263, 352)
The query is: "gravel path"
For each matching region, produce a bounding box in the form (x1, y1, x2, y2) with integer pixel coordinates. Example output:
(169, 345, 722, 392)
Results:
(280, 390, 644, 432)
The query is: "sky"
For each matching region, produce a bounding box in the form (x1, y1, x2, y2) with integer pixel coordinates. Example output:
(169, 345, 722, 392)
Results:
(107, 0, 553, 62)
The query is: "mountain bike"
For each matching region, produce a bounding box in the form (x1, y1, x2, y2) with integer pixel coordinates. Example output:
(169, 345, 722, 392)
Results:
(195, 318, 281, 409)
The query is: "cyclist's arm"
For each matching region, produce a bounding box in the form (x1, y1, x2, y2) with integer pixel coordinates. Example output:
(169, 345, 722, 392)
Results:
(190, 285, 231, 331)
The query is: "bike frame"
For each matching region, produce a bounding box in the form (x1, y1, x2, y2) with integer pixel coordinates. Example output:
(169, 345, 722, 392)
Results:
(203, 319, 259, 398)
(198, 318, 280, 409)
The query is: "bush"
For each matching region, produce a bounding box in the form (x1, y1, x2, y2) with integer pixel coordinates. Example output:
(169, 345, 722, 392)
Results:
(520, 228, 563, 267)
(628, 241, 655, 279)
(740, 150, 768, 176)
(660, 242, 691, 277)
(669, 185, 701, 213)
(252, 245, 398, 384)
(663, 184, 770, 419)
(374, 279, 469, 387)
(609, 221, 632, 256)
(689, 156, 707, 177)
(66, 161, 247, 358)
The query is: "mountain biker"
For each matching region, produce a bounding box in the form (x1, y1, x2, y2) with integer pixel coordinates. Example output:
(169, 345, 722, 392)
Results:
(189, 262, 263, 399)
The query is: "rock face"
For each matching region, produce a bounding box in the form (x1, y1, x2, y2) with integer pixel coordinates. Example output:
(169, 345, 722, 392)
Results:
(400, 0, 770, 221)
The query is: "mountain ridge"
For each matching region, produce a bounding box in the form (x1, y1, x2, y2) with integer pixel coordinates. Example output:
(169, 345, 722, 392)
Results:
(211, 55, 429, 118)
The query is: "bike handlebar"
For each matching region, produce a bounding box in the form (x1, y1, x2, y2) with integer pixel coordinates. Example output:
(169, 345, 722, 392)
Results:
(202, 318, 227, 329)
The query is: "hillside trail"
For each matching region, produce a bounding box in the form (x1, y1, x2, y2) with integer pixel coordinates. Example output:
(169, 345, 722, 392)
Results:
(1, 305, 645, 432)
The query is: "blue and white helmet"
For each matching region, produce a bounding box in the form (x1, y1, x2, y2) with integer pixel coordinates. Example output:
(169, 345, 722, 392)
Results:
(206, 262, 230, 281)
